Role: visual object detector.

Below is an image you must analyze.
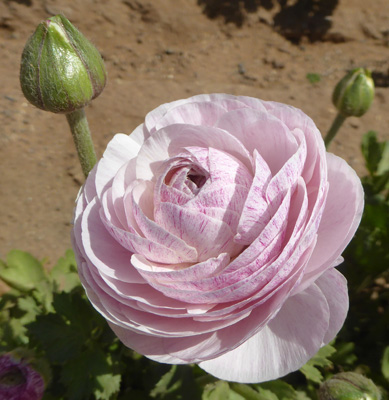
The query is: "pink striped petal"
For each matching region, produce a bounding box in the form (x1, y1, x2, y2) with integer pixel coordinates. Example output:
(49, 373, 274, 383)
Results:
(235, 150, 272, 244)
(136, 124, 252, 181)
(155, 202, 243, 261)
(216, 108, 298, 174)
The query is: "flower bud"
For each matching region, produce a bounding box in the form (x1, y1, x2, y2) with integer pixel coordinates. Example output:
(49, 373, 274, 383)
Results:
(0, 352, 45, 400)
(20, 14, 107, 114)
(332, 68, 374, 117)
(318, 372, 382, 400)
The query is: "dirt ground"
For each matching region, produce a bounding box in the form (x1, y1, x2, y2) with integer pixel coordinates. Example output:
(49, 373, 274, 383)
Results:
(1, 0, 389, 267)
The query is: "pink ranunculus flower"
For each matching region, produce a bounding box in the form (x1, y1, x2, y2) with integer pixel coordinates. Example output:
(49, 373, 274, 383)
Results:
(72, 94, 363, 383)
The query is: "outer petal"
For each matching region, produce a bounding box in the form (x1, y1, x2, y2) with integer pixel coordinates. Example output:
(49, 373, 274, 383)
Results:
(95, 134, 141, 198)
(199, 283, 330, 383)
(315, 268, 349, 344)
(295, 153, 364, 293)
(75, 198, 145, 283)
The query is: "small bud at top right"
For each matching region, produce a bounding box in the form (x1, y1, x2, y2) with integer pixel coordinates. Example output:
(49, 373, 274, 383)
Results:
(332, 68, 375, 117)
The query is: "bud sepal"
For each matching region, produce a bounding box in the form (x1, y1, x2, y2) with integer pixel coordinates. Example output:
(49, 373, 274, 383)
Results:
(20, 14, 107, 114)
(332, 68, 375, 118)
(318, 372, 382, 400)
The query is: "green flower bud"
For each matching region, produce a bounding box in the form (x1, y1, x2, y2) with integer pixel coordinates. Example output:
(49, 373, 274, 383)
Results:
(318, 372, 382, 400)
(20, 14, 107, 113)
(332, 68, 374, 117)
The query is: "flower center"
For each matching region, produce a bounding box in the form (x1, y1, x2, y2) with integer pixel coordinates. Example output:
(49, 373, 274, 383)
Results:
(0, 367, 26, 388)
(187, 168, 207, 190)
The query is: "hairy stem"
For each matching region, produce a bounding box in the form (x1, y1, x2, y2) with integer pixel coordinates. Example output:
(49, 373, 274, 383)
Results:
(66, 108, 97, 177)
(324, 112, 347, 149)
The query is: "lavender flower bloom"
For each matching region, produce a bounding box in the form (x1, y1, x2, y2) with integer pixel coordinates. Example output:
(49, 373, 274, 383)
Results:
(0, 353, 44, 400)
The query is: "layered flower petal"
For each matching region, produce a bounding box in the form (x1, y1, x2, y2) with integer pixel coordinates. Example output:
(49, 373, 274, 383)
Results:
(72, 93, 363, 383)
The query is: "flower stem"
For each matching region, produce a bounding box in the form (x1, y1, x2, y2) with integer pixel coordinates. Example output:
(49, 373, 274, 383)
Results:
(324, 112, 347, 149)
(65, 108, 97, 177)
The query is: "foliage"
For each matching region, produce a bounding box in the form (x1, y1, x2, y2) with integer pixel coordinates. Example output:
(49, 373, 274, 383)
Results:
(0, 132, 388, 399)
(338, 130, 389, 393)
(306, 73, 321, 84)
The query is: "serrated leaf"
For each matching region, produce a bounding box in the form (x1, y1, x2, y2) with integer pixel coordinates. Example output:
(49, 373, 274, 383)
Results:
(311, 344, 336, 367)
(8, 318, 29, 345)
(330, 342, 357, 366)
(50, 250, 80, 292)
(259, 380, 297, 400)
(230, 383, 272, 400)
(256, 387, 279, 400)
(149, 364, 201, 400)
(300, 364, 323, 384)
(295, 390, 312, 400)
(95, 373, 121, 400)
(27, 313, 84, 363)
(362, 131, 383, 175)
(300, 344, 336, 383)
(150, 365, 179, 398)
(32, 280, 54, 312)
(51, 291, 108, 342)
(17, 296, 40, 324)
(61, 349, 120, 400)
(0, 250, 46, 292)
(60, 352, 96, 400)
(229, 391, 246, 400)
(203, 381, 231, 400)
(382, 346, 389, 381)
(377, 139, 389, 175)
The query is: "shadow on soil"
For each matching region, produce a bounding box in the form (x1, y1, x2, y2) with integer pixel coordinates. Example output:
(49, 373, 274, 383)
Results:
(372, 71, 389, 88)
(197, 0, 339, 43)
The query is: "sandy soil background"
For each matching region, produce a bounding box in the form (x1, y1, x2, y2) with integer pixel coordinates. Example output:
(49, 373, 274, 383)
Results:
(1, 0, 389, 267)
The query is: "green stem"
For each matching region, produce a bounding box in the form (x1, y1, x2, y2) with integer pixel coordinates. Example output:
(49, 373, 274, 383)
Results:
(65, 108, 97, 177)
(324, 112, 347, 149)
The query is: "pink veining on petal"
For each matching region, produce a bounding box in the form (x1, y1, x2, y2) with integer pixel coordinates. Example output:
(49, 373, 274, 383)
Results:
(72, 93, 363, 384)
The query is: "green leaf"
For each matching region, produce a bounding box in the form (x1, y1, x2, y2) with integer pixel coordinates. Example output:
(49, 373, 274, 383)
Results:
(60, 349, 120, 400)
(300, 344, 336, 383)
(230, 383, 272, 400)
(50, 250, 80, 292)
(255, 387, 279, 400)
(150, 365, 180, 398)
(259, 380, 297, 400)
(95, 373, 121, 400)
(295, 390, 312, 400)
(0, 250, 46, 292)
(8, 318, 29, 346)
(306, 73, 321, 84)
(300, 363, 323, 384)
(203, 381, 231, 400)
(27, 313, 84, 363)
(377, 139, 389, 175)
(330, 342, 357, 366)
(382, 346, 389, 381)
(17, 296, 40, 325)
(149, 364, 201, 399)
(32, 280, 54, 312)
(311, 344, 337, 367)
(361, 131, 384, 175)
